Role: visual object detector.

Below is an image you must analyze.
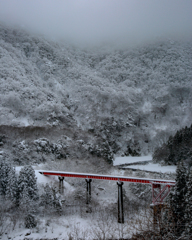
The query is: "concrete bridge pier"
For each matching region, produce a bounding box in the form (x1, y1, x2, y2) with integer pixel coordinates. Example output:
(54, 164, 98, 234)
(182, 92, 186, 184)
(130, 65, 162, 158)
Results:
(85, 179, 92, 204)
(58, 176, 64, 194)
(117, 181, 124, 223)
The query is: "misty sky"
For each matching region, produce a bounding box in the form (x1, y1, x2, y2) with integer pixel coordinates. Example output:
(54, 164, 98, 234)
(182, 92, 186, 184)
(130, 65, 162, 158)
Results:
(0, 0, 192, 45)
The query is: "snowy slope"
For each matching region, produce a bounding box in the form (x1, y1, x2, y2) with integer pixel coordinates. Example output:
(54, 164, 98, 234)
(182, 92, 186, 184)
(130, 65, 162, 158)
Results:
(0, 23, 192, 159)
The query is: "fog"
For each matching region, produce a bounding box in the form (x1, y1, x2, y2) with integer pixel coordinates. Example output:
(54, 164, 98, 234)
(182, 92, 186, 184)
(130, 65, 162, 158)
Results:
(0, 0, 192, 46)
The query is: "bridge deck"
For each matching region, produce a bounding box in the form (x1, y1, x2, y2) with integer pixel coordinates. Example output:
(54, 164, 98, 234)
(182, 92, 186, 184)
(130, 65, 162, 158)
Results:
(39, 170, 175, 185)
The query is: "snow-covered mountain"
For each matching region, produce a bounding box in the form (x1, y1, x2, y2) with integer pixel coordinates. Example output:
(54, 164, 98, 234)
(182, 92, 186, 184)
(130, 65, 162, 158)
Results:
(0, 23, 192, 163)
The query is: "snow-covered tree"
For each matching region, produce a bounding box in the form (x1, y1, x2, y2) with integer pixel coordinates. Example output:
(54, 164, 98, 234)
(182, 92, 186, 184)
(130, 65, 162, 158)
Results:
(17, 165, 38, 206)
(24, 213, 37, 229)
(19, 185, 32, 212)
(0, 160, 12, 196)
(153, 124, 192, 165)
(170, 161, 187, 236)
(52, 188, 62, 215)
(162, 161, 187, 238)
(5, 167, 18, 204)
(40, 183, 62, 215)
(1, 23, 192, 157)
(40, 183, 54, 207)
(183, 170, 192, 239)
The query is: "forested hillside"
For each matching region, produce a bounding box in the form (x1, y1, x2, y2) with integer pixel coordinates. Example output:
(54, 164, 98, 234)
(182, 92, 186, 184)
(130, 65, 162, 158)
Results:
(153, 124, 192, 166)
(0, 23, 192, 163)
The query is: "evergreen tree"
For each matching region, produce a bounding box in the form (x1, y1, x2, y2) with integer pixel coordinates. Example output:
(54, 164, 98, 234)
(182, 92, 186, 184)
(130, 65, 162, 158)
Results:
(161, 162, 188, 238)
(52, 188, 62, 215)
(161, 205, 175, 239)
(40, 183, 62, 215)
(169, 161, 187, 236)
(17, 165, 38, 206)
(19, 185, 32, 212)
(183, 170, 192, 239)
(0, 160, 12, 196)
(5, 167, 18, 204)
(24, 213, 37, 229)
(40, 183, 54, 207)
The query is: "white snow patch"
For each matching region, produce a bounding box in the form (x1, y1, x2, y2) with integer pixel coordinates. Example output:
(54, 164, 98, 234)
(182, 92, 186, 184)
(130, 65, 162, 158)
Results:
(36, 170, 57, 185)
(142, 101, 152, 113)
(20, 117, 30, 126)
(124, 163, 176, 173)
(12, 117, 32, 126)
(15, 166, 23, 173)
(155, 125, 168, 131)
(113, 155, 152, 166)
(6, 215, 94, 240)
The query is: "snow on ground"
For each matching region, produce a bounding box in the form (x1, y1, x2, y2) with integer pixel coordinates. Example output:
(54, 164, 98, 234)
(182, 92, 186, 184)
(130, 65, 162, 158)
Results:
(124, 163, 176, 173)
(4, 213, 134, 240)
(6, 215, 95, 240)
(113, 155, 152, 166)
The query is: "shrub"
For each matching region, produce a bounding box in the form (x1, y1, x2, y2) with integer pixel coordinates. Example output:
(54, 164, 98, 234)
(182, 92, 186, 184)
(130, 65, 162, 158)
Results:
(24, 214, 37, 229)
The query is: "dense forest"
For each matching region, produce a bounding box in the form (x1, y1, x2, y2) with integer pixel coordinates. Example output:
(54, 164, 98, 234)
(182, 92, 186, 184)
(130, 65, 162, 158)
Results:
(153, 124, 192, 166)
(0, 23, 192, 164)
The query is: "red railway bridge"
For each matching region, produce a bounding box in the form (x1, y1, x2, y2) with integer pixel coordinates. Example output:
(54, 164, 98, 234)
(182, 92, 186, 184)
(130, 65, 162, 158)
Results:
(39, 170, 175, 224)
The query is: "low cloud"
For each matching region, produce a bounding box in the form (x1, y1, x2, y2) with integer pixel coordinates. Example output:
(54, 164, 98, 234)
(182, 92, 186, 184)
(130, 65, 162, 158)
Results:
(0, 0, 192, 45)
